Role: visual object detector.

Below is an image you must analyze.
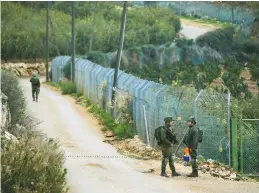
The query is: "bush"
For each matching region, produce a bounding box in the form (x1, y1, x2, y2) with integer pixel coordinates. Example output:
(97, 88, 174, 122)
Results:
(248, 55, 259, 80)
(196, 27, 235, 55)
(89, 104, 134, 139)
(1, 133, 68, 193)
(1, 70, 26, 126)
(2, 2, 181, 60)
(60, 81, 76, 95)
(47, 81, 60, 88)
(63, 59, 71, 80)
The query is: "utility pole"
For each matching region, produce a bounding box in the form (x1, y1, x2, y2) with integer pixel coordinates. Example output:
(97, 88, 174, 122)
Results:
(89, 2, 97, 52)
(71, 1, 75, 82)
(45, 1, 49, 82)
(111, 1, 127, 103)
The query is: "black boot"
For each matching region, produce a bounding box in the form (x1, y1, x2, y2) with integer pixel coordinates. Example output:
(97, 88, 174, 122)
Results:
(171, 170, 181, 177)
(36, 98, 38, 102)
(187, 169, 198, 177)
(161, 171, 169, 178)
(33, 98, 35, 102)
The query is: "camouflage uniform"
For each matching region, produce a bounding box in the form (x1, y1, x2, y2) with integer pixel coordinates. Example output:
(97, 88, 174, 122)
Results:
(184, 116, 199, 177)
(160, 117, 180, 177)
(30, 74, 40, 102)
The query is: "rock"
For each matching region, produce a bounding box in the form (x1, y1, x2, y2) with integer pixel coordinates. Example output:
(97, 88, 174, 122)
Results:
(1, 92, 11, 130)
(210, 171, 219, 177)
(103, 130, 114, 137)
(1, 62, 49, 76)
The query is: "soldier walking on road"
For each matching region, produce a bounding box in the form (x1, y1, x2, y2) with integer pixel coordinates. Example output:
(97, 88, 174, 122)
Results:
(155, 117, 181, 177)
(30, 72, 40, 102)
(184, 116, 200, 177)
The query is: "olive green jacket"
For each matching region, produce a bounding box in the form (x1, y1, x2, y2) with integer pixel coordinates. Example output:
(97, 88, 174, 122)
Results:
(184, 125, 199, 150)
(160, 125, 177, 148)
(30, 76, 40, 90)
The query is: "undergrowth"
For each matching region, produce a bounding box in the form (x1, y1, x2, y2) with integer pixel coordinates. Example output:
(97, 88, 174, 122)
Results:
(46, 82, 134, 139)
(88, 104, 134, 139)
(60, 81, 76, 95)
(44, 81, 60, 88)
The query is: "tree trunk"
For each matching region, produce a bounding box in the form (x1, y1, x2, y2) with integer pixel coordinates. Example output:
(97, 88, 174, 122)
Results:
(234, 5, 236, 23)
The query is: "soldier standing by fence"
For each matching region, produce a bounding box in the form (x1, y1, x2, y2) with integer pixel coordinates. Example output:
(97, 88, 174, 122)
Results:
(184, 116, 200, 177)
(155, 117, 181, 177)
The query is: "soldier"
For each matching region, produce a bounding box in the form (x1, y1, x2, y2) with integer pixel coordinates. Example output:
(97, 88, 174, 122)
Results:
(30, 72, 40, 102)
(184, 116, 199, 177)
(159, 117, 181, 177)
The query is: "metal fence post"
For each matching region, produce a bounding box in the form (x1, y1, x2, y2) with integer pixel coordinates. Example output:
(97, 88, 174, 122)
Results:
(194, 89, 203, 121)
(143, 105, 150, 147)
(227, 92, 231, 166)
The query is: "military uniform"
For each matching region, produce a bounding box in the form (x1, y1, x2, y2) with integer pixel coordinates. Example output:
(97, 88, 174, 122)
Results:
(184, 116, 199, 177)
(160, 117, 180, 177)
(30, 74, 40, 102)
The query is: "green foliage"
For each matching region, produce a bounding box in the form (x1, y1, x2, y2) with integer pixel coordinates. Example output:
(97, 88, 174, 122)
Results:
(248, 55, 259, 80)
(89, 104, 134, 139)
(1, 70, 26, 126)
(1, 134, 68, 193)
(44, 81, 60, 88)
(60, 81, 76, 95)
(221, 57, 252, 99)
(63, 59, 72, 80)
(2, 2, 181, 61)
(129, 61, 220, 91)
(196, 27, 235, 55)
(241, 96, 259, 119)
(1, 2, 71, 61)
(72, 92, 83, 98)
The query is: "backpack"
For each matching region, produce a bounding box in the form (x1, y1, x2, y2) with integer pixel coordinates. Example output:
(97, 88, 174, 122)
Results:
(197, 127, 203, 143)
(31, 77, 40, 87)
(154, 126, 163, 146)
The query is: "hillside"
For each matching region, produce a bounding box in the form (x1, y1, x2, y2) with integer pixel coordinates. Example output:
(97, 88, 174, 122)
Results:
(1, 1, 181, 61)
(210, 69, 259, 94)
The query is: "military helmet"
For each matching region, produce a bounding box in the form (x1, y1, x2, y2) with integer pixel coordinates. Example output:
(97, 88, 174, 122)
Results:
(32, 72, 38, 77)
(164, 117, 174, 123)
(188, 116, 196, 123)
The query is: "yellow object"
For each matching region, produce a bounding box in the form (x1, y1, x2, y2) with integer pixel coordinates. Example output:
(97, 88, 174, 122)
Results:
(184, 147, 189, 155)
(177, 116, 182, 121)
(219, 144, 223, 153)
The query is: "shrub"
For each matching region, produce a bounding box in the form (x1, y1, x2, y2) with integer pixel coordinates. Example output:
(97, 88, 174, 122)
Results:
(44, 81, 60, 88)
(63, 59, 71, 80)
(89, 104, 134, 139)
(1, 133, 68, 193)
(60, 81, 76, 95)
(249, 55, 259, 80)
(1, 70, 26, 126)
(196, 27, 235, 55)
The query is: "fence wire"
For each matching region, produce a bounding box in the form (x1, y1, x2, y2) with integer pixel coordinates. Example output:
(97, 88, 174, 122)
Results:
(132, 1, 254, 25)
(241, 120, 259, 175)
(51, 56, 230, 164)
(196, 89, 230, 165)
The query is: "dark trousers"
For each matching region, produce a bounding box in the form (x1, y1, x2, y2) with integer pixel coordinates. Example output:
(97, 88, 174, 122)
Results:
(161, 146, 175, 172)
(190, 149, 198, 170)
(32, 88, 39, 100)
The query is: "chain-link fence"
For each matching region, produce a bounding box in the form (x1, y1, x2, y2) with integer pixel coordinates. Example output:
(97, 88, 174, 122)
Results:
(132, 1, 254, 25)
(51, 56, 231, 165)
(240, 119, 259, 176)
(196, 89, 230, 165)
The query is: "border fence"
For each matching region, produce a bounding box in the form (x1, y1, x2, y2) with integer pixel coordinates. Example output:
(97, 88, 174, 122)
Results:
(51, 56, 232, 166)
(240, 119, 259, 176)
(132, 1, 254, 25)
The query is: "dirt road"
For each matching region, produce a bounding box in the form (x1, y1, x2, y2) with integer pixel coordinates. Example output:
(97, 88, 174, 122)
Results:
(180, 18, 218, 39)
(20, 78, 259, 193)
